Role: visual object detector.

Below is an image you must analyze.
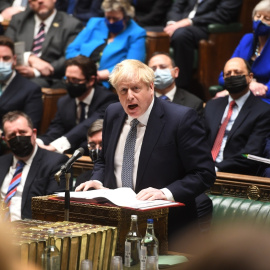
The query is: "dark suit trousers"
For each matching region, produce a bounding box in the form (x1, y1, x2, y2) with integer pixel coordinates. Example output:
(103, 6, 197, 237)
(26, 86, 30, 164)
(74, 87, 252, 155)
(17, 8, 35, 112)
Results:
(171, 25, 208, 89)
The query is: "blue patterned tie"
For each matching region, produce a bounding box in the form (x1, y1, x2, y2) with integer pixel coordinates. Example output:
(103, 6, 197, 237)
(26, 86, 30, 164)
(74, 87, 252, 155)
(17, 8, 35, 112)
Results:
(121, 119, 139, 189)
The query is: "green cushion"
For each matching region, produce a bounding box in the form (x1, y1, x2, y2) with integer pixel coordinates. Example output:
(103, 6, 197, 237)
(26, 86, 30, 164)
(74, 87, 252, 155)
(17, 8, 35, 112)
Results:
(208, 23, 242, 33)
(209, 85, 223, 96)
(209, 195, 270, 226)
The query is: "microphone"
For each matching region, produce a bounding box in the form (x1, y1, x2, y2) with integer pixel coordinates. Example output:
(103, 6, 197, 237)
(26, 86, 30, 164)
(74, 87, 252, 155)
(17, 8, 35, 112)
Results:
(55, 147, 84, 184)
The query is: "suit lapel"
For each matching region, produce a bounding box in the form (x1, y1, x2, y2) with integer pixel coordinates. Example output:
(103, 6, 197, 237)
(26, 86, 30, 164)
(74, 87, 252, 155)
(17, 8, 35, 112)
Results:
(136, 98, 165, 188)
(227, 94, 253, 142)
(42, 11, 62, 55)
(0, 74, 20, 105)
(172, 88, 184, 104)
(24, 16, 35, 51)
(209, 97, 228, 144)
(21, 148, 42, 211)
(0, 154, 13, 188)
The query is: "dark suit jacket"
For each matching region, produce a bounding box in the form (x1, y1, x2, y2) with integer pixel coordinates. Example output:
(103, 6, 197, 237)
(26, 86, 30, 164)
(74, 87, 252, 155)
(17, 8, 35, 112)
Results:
(172, 87, 204, 118)
(5, 9, 83, 78)
(167, 0, 242, 26)
(133, 0, 173, 27)
(91, 98, 215, 234)
(0, 147, 68, 219)
(204, 93, 270, 175)
(0, 72, 43, 129)
(39, 85, 118, 152)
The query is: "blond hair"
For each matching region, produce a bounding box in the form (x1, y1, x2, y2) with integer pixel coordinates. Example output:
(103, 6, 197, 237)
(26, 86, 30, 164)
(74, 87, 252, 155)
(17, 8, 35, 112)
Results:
(109, 59, 155, 89)
(101, 0, 135, 18)
(252, 0, 270, 18)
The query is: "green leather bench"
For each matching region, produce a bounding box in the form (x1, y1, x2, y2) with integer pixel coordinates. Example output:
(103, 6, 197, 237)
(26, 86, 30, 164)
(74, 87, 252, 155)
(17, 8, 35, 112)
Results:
(209, 195, 270, 226)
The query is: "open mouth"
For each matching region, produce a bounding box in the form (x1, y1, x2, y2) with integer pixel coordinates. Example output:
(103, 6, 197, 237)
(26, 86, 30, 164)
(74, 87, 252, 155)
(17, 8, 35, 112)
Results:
(128, 104, 138, 110)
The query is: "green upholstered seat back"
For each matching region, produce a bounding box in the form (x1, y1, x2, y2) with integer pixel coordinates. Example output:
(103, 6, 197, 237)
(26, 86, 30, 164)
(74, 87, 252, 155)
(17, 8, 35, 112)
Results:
(209, 195, 270, 226)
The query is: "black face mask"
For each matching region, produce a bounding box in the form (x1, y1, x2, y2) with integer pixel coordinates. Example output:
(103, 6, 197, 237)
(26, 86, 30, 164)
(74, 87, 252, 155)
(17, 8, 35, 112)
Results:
(89, 149, 101, 163)
(66, 82, 88, 98)
(224, 75, 248, 94)
(8, 136, 34, 158)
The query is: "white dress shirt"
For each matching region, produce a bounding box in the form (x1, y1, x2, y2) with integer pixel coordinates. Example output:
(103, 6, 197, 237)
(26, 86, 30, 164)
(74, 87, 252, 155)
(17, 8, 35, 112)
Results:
(0, 144, 38, 221)
(155, 85, 176, 101)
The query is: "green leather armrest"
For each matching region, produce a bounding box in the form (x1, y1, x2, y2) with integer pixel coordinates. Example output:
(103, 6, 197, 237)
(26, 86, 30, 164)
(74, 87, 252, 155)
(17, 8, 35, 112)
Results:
(209, 85, 223, 96)
(208, 22, 243, 33)
(209, 195, 270, 226)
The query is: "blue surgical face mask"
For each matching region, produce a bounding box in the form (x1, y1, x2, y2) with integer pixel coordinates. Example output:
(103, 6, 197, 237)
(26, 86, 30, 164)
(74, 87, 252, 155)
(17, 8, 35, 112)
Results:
(105, 18, 125, 34)
(253, 20, 270, 36)
(0, 61, 12, 81)
(154, 68, 174, 90)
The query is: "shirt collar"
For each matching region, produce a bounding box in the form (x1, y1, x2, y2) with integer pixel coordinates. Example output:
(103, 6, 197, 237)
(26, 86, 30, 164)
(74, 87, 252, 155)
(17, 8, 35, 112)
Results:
(34, 9, 57, 31)
(155, 85, 176, 101)
(229, 90, 250, 110)
(75, 88, 95, 106)
(127, 96, 155, 127)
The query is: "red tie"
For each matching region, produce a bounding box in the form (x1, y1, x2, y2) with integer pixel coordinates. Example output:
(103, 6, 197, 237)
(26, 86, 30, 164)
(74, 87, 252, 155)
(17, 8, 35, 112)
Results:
(211, 101, 236, 161)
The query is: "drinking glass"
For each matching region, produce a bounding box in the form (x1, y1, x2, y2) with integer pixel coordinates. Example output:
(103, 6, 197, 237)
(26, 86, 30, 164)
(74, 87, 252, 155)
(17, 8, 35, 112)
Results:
(110, 256, 123, 270)
(81, 259, 93, 270)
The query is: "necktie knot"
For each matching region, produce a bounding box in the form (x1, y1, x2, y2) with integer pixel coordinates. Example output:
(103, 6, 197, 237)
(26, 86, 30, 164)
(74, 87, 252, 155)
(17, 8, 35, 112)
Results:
(131, 118, 139, 128)
(17, 160, 25, 169)
(159, 95, 170, 101)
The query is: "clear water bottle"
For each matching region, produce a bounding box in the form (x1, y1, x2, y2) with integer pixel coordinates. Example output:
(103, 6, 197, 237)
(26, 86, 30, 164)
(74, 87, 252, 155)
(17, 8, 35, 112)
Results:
(125, 215, 142, 268)
(140, 219, 159, 270)
(41, 228, 61, 270)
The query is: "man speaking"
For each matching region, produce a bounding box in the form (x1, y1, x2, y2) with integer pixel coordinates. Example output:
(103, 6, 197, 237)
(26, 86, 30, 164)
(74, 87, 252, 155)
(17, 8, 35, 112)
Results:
(76, 59, 215, 242)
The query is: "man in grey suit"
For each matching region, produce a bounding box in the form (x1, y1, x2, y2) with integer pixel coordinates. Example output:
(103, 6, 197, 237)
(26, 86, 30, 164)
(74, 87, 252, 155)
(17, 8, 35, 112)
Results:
(5, 0, 83, 88)
(148, 52, 204, 118)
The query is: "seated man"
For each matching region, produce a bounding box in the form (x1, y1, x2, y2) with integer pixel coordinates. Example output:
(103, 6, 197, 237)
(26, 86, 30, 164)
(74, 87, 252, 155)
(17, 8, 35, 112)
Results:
(76, 59, 215, 244)
(37, 56, 118, 154)
(4, 0, 83, 88)
(0, 35, 42, 129)
(148, 52, 203, 118)
(75, 118, 103, 188)
(0, 111, 68, 221)
(204, 57, 270, 175)
(164, 0, 242, 89)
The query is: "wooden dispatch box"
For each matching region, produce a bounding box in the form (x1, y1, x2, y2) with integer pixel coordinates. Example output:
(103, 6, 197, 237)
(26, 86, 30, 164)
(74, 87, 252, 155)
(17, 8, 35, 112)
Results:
(32, 196, 169, 256)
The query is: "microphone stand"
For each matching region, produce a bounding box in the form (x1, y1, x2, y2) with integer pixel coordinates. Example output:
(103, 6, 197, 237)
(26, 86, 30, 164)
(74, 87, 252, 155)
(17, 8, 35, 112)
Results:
(64, 173, 71, 221)
(54, 169, 71, 221)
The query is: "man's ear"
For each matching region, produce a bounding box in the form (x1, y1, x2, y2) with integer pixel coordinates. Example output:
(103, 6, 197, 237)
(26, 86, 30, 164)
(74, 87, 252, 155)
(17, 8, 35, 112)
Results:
(173, 67, 180, 79)
(87, 75, 96, 88)
(247, 72, 254, 84)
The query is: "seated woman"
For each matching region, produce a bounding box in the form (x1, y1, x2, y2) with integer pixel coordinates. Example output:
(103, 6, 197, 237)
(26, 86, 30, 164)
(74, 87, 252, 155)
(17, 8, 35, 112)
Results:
(216, 0, 270, 104)
(66, 0, 146, 88)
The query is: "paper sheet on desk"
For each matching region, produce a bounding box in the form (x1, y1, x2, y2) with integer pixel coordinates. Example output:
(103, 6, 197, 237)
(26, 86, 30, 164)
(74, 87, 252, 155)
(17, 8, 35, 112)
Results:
(55, 187, 183, 210)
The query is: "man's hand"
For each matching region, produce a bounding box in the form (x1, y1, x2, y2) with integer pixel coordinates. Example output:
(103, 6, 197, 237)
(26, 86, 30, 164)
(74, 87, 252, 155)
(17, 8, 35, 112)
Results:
(164, 19, 192, 37)
(1, 6, 24, 21)
(36, 143, 56, 152)
(249, 81, 268, 97)
(15, 65, 35, 78)
(75, 180, 107, 191)
(97, 69, 110, 81)
(136, 187, 167, 201)
(28, 55, 54, 76)
(214, 90, 229, 99)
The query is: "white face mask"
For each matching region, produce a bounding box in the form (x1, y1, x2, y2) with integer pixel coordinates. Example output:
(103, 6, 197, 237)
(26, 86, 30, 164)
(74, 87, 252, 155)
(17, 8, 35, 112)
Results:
(154, 68, 174, 90)
(0, 61, 13, 81)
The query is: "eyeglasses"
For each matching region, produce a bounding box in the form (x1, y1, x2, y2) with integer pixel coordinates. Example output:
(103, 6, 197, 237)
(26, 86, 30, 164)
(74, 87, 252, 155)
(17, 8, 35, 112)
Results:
(63, 78, 86, 84)
(88, 142, 102, 150)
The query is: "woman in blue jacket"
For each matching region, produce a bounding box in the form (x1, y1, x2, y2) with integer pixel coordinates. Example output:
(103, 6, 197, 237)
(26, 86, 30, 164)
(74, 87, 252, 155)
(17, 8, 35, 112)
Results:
(217, 0, 270, 104)
(66, 0, 146, 88)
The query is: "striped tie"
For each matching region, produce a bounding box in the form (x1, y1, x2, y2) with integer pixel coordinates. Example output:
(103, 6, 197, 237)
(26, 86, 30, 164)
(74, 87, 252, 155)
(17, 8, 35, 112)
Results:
(4, 160, 25, 208)
(32, 22, 45, 55)
(121, 119, 139, 189)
